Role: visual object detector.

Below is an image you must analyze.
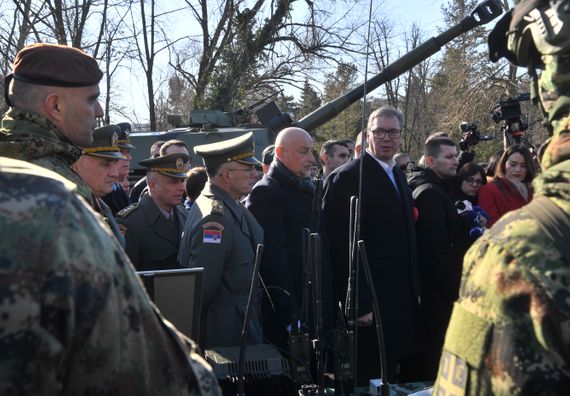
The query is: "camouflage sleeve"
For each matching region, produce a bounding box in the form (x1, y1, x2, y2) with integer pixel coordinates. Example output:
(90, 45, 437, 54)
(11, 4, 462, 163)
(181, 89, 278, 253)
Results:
(0, 171, 221, 395)
(434, 214, 570, 395)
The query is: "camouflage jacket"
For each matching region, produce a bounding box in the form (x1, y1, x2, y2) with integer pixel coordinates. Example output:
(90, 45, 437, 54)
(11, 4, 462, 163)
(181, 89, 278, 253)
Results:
(433, 159, 570, 395)
(0, 107, 92, 203)
(0, 157, 221, 396)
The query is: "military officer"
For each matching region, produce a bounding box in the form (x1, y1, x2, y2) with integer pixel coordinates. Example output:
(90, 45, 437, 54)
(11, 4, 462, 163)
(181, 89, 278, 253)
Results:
(102, 122, 134, 214)
(116, 153, 189, 271)
(0, 43, 103, 203)
(72, 124, 126, 245)
(178, 132, 264, 348)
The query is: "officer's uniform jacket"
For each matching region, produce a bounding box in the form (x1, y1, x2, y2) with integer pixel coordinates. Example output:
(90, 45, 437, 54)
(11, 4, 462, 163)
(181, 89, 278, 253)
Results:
(116, 193, 188, 271)
(178, 183, 264, 348)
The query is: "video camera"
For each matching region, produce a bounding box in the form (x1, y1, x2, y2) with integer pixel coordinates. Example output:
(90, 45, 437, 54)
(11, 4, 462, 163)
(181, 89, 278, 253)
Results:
(491, 93, 530, 141)
(459, 122, 494, 151)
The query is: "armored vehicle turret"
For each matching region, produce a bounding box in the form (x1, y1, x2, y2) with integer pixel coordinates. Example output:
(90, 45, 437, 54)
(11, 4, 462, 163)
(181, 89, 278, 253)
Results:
(129, 0, 502, 183)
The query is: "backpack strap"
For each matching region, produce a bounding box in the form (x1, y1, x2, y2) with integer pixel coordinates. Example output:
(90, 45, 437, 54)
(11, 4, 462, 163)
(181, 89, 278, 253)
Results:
(524, 196, 570, 263)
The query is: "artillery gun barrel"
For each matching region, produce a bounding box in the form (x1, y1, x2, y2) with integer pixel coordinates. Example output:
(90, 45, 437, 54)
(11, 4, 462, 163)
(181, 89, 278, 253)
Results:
(295, 0, 502, 132)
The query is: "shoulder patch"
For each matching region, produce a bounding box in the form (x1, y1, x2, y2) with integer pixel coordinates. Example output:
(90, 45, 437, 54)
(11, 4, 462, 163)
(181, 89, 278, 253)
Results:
(117, 202, 139, 218)
(211, 198, 224, 216)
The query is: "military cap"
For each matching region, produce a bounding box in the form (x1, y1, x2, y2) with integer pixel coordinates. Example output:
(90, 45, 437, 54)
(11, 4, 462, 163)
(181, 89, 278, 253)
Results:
(117, 122, 135, 150)
(139, 153, 189, 179)
(261, 144, 275, 166)
(83, 125, 126, 160)
(194, 132, 261, 170)
(8, 43, 103, 88)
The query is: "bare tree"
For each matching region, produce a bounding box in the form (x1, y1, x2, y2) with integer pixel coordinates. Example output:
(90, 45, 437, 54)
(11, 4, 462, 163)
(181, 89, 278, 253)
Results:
(169, 0, 363, 111)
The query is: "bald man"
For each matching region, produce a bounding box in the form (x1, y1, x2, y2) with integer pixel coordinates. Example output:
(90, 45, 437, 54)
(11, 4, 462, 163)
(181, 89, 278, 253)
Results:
(245, 127, 335, 350)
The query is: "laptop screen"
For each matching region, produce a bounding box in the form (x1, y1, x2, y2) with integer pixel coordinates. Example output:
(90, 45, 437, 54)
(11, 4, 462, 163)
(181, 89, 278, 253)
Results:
(137, 267, 204, 343)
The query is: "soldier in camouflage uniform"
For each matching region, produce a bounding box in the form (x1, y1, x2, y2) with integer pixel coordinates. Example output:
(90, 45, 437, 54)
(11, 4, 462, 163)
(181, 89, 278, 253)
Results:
(0, 43, 105, 204)
(433, 1, 570, 394)
(0, 156, 221, 395)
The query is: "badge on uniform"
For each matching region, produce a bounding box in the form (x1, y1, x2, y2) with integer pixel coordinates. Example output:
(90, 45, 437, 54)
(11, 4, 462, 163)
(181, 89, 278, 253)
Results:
(203, 229, 222, 244)
(436, 350, 467, 396)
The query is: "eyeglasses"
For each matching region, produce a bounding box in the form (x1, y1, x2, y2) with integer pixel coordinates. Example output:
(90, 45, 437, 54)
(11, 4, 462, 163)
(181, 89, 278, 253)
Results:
(368, 128, 402, 139)
(465, 177, 484, 185)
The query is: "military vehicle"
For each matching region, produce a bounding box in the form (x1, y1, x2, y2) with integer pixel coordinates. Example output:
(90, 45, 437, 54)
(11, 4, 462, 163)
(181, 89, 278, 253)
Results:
(129, 0, 502, 183)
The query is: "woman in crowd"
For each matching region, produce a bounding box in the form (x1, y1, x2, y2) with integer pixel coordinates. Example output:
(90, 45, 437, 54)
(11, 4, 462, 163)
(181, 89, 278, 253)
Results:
(478, 144, 536, 227)
(454, 162, 489, 243)
(455, 162, 487, 205)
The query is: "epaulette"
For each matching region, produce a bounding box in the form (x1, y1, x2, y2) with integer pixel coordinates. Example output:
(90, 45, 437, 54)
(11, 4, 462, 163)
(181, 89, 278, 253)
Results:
(117, 202, 139, 218)
(211, 198, 224, 216)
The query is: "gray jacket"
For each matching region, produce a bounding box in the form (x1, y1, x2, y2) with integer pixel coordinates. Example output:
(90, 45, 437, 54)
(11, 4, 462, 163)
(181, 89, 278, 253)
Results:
(179, 183, 264, 348)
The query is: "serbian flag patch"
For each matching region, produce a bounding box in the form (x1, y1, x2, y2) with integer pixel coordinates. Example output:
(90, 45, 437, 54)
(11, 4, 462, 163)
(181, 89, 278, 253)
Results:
(203, 229, 222, 244)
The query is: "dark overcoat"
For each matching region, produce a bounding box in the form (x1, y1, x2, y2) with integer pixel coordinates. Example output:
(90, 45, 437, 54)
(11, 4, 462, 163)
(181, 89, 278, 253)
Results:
(178, 183, 264, 348)
(245, 162, 335, 350)
(115, 193, 187, 271)
(322, 152, 422, 382)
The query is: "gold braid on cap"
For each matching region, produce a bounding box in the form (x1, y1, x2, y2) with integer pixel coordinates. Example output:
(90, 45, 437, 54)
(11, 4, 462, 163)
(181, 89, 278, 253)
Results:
(227, 151, 255, 162)
(83, 146, 120, 153)
(150, 167, 185, 173)
(117, 139, 130, 144)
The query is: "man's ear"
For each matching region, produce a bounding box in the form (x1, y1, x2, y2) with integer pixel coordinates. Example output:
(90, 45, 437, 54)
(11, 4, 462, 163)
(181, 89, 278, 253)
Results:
(275, 145, 284, 159)
(43, 93, 65, 123)
(425, 156, 434, 168)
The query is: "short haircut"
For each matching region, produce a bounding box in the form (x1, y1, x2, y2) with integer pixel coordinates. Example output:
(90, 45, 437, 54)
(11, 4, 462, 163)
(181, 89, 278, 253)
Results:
(160, 139, 189, 156)
(338, 138, 355, 146)
(425, 132, 448, 144)
(185, 167, 208, 201)
(368, 105, 404, 129)
(425, 137, 456, 158)
(393, 152, 410, 162)
(320, 139, 349, 157)
(150, 141, 166, 157)
(8, 79, 50, 111)
(495, 143, 536, 183)
(206, 162, 224, 179)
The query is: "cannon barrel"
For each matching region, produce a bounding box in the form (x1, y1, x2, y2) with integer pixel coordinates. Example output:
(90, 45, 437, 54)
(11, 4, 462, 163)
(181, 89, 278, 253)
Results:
(295, 0, 503, 132)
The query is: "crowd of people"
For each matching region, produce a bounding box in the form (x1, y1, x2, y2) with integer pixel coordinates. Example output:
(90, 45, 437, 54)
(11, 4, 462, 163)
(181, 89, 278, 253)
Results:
(2, 2, 570, 392)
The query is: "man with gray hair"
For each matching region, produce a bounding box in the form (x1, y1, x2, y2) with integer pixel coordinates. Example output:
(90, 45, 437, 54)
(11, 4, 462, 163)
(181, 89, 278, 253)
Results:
(323, 105, 422, 384)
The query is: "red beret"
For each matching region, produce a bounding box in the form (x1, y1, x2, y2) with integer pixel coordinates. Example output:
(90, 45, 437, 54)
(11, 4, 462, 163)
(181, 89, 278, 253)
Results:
(11, 43, 103, 87)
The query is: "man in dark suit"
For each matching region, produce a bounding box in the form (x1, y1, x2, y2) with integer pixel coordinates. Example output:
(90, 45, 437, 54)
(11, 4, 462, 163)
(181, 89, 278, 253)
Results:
(245, 127, 335, 352)
(322, 106, 422, 384)
(178, 132, 263, 348)
(116, 153, 188, 271)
